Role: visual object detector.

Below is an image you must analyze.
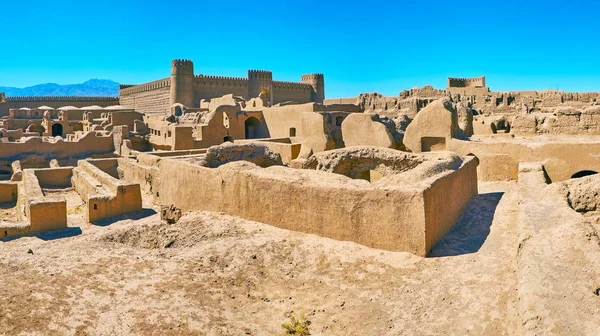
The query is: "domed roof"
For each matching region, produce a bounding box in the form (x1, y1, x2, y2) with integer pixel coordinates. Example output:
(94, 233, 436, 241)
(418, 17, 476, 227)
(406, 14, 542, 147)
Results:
(19, 107, 31, 111)
(37, 105, 55, 110)
(80, 105, 104, 110)
(58, 106, 79, 110)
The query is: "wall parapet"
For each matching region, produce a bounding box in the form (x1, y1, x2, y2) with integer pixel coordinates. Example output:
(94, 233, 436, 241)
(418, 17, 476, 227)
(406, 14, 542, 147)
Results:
(273, 81, 313, 91)
(448, 76, 486, 88)
(119, 78, 171, 95)
(196, 75, 248, 88)
(196, 75, 247, 81)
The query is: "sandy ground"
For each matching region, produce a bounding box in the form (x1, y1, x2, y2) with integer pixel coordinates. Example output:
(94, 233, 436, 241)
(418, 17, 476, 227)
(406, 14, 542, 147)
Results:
(0, 201, 17, 223)
(0, 182, 521, 335)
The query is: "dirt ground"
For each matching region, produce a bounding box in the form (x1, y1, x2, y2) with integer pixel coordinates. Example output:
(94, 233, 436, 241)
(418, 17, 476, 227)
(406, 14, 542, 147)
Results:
(0, 182, 521, 335)
(0, 201, 17, 223)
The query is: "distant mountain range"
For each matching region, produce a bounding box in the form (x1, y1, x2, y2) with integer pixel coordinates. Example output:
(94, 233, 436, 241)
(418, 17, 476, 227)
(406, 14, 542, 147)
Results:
(0, 79, 120, 97)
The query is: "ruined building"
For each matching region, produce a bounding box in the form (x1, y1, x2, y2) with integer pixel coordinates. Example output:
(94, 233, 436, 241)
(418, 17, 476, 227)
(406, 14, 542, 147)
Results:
(446, 76, 489, 96)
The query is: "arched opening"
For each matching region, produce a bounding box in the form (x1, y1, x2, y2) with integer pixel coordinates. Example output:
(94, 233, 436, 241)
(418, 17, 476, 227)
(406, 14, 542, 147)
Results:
(174, 106, 183, 116)
(245, 117, 261, 139)
(223, 135, 233, 143)
(51, 123, 63, 137)
(27, 124, 45, 135)
(335, 116, 344, 127)
(571, 170, 598, 179)
(289, 128, 296, 137)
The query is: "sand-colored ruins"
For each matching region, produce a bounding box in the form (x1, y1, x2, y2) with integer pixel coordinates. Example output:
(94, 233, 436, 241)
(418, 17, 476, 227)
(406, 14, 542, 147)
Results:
(2, 63, 600, 334)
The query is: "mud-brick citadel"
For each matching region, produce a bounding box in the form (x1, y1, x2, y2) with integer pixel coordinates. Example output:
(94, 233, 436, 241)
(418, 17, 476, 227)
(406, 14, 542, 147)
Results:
(119, 59, 325, 114)
(2, 58, 600, 334)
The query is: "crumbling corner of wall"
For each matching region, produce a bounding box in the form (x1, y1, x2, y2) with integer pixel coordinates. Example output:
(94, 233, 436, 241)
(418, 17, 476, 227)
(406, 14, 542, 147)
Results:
(161, 204, 182, 224)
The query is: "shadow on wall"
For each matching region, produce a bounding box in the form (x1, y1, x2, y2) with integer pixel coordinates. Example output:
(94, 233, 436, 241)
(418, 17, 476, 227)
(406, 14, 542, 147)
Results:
(2, 227, 83, 242)
(571, 170, 598, 179)
(427, 192, 504, 257)
(92, 208, 157, 227)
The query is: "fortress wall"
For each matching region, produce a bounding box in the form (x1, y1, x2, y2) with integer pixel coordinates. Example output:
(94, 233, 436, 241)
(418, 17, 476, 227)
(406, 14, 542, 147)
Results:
(272, 82, 313, 104)
(119, 78, 171, 114)
(194, 76, 248, 103)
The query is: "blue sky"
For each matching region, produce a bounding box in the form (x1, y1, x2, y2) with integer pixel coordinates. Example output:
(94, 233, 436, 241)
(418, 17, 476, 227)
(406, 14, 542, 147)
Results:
(1, 0, 599, 98)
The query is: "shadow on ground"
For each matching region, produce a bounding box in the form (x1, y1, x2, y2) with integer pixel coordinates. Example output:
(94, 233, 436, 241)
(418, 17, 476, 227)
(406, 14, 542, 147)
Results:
(2, 227, 83, 242)
(92, 208, 158, 227)
(428, 192, 504, 258)
(0, 201, 17, 210)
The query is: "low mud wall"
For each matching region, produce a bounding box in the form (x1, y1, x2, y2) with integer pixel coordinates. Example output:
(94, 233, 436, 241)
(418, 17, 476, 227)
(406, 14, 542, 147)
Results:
(155, 156, 478, 256)
(450, 137, 600, 182)
(21, 169, 67, 233)
(516, 163, 600, 334)
(0, 182, 18, 204)
(73, 159, 142, 223)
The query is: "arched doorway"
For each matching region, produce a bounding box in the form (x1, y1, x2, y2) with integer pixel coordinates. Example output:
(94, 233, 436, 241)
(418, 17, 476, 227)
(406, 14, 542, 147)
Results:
(51, 123, 63, 137)
(245, 117, 261, 139)
(27, 124, 45, 136)
(571, 170, 598, 179)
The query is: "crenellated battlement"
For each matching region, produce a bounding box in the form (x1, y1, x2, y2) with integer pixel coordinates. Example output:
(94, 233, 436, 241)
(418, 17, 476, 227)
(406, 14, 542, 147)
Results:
(171, 59, 194, 76)
(273, 81, 313, 91)
(301, 74, 324, 81)
(119, 78, 171, 95)
(196, 75, 247, 81)
(248, 70, 273, 80)
(448, 77, 483, 82)
(196, 75, 248, 88)
(172, 59, 193, 67)
(448, 76, 486, 88)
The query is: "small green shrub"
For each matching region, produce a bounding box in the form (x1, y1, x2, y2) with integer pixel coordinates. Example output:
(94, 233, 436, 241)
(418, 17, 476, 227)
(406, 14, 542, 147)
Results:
(282, 313, 311, 335)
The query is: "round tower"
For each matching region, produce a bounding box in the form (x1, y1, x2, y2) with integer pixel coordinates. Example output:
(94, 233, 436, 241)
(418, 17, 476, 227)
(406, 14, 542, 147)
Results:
(170, 59, 195, 109)
(302, 74, 325, 103)
(247, 70, 273, 101)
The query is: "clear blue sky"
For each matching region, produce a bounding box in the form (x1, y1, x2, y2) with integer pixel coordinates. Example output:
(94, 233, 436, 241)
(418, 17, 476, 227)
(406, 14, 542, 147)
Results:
(1, 0, 599, 98)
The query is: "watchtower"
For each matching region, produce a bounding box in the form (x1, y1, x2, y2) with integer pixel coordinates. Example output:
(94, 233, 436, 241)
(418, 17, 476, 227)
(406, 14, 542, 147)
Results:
(302, 74, 325, 103)
(170, 59, 195, 108)
(248, 70, 273, 102)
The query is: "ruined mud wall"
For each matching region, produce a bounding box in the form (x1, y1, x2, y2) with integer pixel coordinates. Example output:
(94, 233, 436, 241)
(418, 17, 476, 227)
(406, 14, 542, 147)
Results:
(449, 138, 600, 182)
(0, 132, 115, 162)
(511, 106, 600, 135)
(154, 155, 477, 256)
